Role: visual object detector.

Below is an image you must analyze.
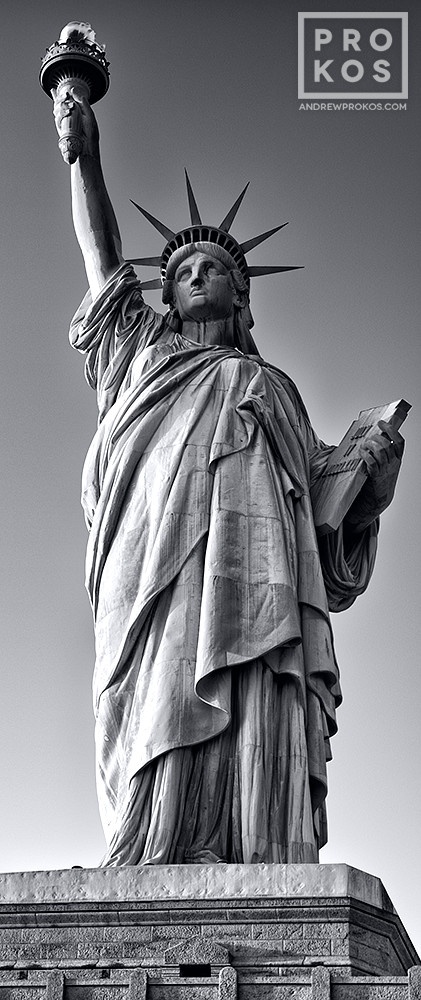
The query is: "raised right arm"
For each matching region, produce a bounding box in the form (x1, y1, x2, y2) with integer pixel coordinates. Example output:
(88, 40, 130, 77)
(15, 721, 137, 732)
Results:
(53, 88, 122, 298)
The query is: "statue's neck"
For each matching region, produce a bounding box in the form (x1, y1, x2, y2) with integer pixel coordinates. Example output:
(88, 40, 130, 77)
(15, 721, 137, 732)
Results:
(181, 316, 235, 348)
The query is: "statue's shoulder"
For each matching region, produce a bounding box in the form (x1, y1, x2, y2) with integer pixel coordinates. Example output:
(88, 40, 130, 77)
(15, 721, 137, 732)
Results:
(262, 360, 310, 422)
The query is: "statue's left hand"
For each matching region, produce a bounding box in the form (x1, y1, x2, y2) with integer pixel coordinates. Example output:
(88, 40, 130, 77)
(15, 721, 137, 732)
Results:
(345, 419, 404, 530)
(359, 418, 404, 480)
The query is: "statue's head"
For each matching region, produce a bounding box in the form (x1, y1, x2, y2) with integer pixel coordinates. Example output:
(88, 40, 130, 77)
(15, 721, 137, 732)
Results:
(164, 247, 246, 317)
(161, 240, 254, 347)
(129, 174, 301, 352)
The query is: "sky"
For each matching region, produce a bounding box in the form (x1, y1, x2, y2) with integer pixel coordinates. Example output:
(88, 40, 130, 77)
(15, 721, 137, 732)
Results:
(0, 0, 420, 956)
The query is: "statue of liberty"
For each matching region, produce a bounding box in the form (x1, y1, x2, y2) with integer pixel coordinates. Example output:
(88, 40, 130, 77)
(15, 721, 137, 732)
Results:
(52, 80, 404, 868)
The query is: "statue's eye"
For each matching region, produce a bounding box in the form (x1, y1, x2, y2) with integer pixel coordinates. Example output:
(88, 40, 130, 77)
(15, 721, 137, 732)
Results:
(177, 268, 191, 282)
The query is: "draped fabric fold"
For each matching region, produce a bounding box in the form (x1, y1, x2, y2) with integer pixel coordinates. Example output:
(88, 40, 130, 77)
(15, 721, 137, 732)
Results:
(70, 263, 378, 865)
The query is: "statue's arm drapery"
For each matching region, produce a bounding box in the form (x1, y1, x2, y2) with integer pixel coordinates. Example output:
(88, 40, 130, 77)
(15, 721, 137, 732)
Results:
(317, 519, 378, 613)
(69, 263, 165, 420)
(304, 420, 379, 614)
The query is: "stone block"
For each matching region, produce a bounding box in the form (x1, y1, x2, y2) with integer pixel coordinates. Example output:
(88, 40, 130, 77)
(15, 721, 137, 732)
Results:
(0, 933, 21, 945)
(171, 910, 231, 926)
(75, 945, 101, 962)
(283, 938, 331, 957)
(201, 926, 252, 942)
(321, 924, 349, 941)
(102, 929, 152, 944)
(312, 967, 331, 1000)
(66, 988, 127, 1000)
(349, 939, 397, 978)
(333, 981, 407, 1000)
(120, 943, 160, 963)
(151, 927, 197, 942)
(128, 970, 147, 1000)
(248, 990, 309, 1000)
(45, 971, 63, 1000)
(146, 988, 219, 1000)
(331, 938, 351, 959)
(251, 923, 303, 941)
(218, 967, 237, 1000)
(0, 990, 45, 1000)
(409, 966, 421, 1000)
(164, 939, 229, 966)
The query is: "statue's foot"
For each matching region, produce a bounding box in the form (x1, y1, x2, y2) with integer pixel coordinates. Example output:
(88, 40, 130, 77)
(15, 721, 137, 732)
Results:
(184, 850, 224, 864)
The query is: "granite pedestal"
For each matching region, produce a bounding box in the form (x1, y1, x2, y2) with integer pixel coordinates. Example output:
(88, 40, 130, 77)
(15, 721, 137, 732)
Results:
(0, 865, 419, 999)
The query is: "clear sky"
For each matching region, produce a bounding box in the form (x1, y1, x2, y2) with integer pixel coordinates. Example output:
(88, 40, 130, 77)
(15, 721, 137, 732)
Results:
(1, 0, 420, 955)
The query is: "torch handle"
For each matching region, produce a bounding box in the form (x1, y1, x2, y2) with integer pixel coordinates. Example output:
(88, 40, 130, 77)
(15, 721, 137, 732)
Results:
(55, 78, 90, 165)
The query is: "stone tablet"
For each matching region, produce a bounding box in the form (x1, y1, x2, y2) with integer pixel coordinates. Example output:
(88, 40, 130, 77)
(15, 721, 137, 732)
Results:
(312, 398, 411, 534)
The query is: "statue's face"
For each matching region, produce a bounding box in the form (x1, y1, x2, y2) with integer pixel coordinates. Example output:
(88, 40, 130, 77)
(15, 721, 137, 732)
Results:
(173, 252, 240, 322)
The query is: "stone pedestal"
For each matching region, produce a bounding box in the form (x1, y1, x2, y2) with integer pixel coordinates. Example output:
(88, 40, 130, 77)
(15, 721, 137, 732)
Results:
(0, 864, 419, 999)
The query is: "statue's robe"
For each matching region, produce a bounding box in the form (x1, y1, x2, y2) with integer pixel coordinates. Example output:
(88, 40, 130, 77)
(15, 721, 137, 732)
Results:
(70, 264, 378, 866)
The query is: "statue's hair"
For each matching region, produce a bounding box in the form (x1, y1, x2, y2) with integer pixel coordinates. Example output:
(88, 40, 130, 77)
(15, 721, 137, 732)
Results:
(162, 242, 260, 354)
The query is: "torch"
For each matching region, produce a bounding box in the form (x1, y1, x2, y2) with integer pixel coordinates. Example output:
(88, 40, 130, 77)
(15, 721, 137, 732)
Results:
(40, 22, 109, 164)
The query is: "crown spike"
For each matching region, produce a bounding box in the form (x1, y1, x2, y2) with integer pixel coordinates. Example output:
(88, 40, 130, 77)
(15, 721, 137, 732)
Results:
(247, 266, 303, 276)
(184, 170, 202, 226)
(241, 223, 289, 255)
(218, 182, 250, 233)
(127, 256, 162, 266)
(138, 278, 164, 290)
(130, 199, 175, 241)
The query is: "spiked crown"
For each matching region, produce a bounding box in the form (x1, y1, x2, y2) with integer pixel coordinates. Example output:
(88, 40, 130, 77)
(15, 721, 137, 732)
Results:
(128, 172, 301, 292)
